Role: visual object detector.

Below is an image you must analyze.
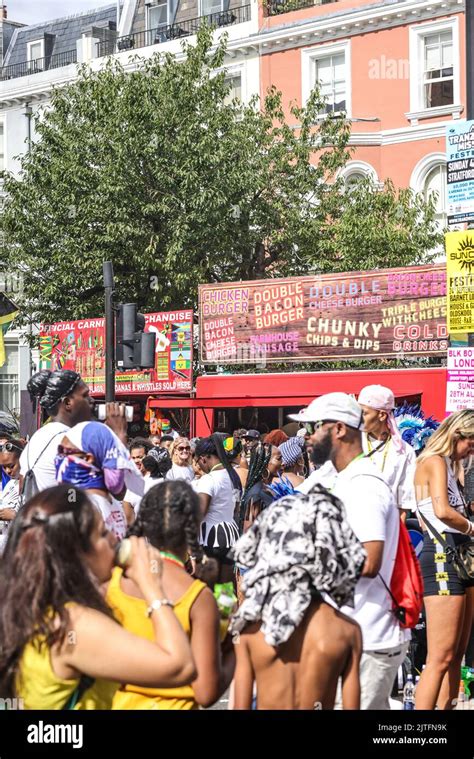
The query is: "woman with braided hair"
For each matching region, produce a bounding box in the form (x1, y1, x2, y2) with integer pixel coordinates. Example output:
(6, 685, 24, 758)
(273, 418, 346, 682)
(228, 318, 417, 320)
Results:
(107, 480, 235, 709)
(0, 485, 195, 709)
(194, 434, 242, 583)
(238, 443, 281, 535)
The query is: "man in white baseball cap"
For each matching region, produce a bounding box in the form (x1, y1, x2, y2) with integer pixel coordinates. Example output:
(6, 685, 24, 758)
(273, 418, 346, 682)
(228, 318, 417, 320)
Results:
(358, 384, 416, 520)
(291, 392, 409, 709)
(290, 393, 362, 494)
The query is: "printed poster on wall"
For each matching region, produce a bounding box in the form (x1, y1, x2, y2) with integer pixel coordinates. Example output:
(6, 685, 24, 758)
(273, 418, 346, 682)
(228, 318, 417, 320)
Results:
(445, 230, 474, 334)
(39, 310, 193, 395)
(446, 120, 474, 226)
(198, 265, 447, 364)
(446, 347, 474, 413)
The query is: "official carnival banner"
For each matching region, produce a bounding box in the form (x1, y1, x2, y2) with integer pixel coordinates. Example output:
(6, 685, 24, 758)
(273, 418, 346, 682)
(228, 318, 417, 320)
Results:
(198, 265, 447, 364)
(39, 311, 193, 395)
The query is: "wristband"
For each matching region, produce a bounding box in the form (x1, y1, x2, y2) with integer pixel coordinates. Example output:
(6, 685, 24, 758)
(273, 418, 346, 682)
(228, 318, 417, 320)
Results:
(146, 598, 174, 617)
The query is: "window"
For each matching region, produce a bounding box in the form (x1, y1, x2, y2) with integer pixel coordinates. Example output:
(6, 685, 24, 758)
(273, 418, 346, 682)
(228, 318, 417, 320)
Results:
(408, 19, 460, 122)
(423, 31, 453, 109)
(201, 0, 223, 17)
(27, 40, 44, 69)
(224, 73, 242, 104)
(0, 122, 4, 173)
(0, 344, 19, 417)
(301, 41, 351, 118)
(345, 171, 365, 189)
(148, 1, 168, 30)
(424, 163, 447, 230)
(315, 53, 346, 113)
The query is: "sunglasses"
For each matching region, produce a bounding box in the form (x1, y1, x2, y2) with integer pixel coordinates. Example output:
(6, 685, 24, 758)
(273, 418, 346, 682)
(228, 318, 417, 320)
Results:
(177, 446, 191, 452)
(304, 420, 337, 435)
(0, 442, 22, 453)
(57, 445, 85, 457)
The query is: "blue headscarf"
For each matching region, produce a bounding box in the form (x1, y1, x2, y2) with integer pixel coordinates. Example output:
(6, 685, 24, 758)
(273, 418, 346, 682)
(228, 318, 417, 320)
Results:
(55, 421, 135, 491)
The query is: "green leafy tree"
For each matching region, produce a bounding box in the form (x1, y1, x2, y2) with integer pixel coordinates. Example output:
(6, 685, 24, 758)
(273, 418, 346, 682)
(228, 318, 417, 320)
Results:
(1, 25, 441, 326)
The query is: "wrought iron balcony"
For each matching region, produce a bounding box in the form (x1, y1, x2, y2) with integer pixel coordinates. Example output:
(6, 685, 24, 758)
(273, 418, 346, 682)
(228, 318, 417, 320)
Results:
(266, 0, 338, 17)
(0, 49, 78, 81)
(98, 4, 251, 56)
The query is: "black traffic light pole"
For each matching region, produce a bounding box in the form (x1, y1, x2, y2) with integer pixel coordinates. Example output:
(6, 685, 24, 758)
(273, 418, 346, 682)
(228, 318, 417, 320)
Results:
(103, 261, 115, 403)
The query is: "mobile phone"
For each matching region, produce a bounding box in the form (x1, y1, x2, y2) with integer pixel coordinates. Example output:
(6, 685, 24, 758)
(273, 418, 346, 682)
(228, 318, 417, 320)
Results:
(97, 404, 134, 422)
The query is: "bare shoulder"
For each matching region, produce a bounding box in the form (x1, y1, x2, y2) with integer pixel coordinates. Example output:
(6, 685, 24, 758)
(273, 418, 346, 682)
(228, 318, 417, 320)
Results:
(419, 454, 446, 475)
(190, 584, 219, 618)
(238, 622, 264, 651)
(66, 603, 115, 632)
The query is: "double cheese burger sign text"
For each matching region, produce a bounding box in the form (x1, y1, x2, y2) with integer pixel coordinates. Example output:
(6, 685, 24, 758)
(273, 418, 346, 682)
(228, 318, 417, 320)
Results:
(199, 265, 447, 365)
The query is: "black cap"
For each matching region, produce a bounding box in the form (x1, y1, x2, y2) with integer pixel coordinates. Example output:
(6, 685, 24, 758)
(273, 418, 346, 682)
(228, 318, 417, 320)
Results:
(243, 429, 260, 440)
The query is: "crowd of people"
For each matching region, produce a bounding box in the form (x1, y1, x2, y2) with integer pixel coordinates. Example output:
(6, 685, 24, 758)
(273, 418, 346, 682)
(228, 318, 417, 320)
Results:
(0, 367, 473, 711)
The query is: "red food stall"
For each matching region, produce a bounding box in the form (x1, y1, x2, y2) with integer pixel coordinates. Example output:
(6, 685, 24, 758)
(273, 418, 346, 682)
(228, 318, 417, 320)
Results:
(148, 366, 446, 437)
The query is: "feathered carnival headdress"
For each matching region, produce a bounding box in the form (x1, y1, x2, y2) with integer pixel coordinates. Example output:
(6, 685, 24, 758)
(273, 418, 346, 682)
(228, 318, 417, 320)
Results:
(394, 402, 439, 453)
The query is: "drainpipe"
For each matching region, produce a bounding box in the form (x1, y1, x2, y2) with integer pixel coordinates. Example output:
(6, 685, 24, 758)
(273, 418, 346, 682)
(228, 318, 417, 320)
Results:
(24, 102, 32, 152)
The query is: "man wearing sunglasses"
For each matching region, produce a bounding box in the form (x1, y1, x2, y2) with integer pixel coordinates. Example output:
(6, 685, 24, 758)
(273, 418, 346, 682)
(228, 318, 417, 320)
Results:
(290, 393, 409, 710)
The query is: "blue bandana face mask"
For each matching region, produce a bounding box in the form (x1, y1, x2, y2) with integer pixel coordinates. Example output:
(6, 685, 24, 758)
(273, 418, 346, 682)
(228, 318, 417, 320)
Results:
(55, 453, 105, 491)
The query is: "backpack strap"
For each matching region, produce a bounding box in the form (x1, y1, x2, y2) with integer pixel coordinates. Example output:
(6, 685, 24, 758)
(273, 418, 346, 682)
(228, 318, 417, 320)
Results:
(21, 430, 66, 497)
(417, 510, 457, 560)
(62, 675, 95, 710)
(29, 430, 66, 471)
(377, 571, 406, 624)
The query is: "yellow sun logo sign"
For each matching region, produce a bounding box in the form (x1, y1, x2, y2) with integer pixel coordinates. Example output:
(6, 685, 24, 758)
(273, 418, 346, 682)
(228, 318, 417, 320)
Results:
(450, 235, 474, 273)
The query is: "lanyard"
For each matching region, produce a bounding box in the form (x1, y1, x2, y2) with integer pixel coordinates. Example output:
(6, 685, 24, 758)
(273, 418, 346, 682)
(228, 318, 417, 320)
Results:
(210, 463, 224, 472)
(327, 452, 366, 492)
(367, 436, 390, 472)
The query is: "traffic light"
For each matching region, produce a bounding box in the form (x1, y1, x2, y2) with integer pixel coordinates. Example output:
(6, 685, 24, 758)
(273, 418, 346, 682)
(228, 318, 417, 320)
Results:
(115, 303, 156, 370)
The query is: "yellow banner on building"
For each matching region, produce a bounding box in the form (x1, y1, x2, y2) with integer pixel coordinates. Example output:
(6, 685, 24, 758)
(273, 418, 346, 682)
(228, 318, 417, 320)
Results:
(445, 231, 474, 333)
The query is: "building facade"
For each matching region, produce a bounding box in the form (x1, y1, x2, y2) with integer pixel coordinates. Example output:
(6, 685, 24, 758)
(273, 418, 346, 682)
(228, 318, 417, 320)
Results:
(0, 0, 464, 417)
(258, 0, 465, 229)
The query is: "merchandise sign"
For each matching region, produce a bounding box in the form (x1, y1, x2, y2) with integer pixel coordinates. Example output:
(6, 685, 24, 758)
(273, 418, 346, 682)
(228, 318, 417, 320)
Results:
(446, 347, 474, 413)
(445, 231, 474, 333)
(199, 265, 448, 364)
(446, 120, 474, 225)
(39, 311, 193, 395)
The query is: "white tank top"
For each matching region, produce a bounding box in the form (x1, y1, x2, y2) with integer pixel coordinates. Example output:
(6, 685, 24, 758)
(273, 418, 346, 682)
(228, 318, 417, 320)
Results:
(416, 457, 467, 535)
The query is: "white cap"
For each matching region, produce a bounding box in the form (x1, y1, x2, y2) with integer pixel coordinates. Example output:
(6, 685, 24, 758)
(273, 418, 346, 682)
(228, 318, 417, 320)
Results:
(357, 384, 395, 412)
(288, 392, 364, 430)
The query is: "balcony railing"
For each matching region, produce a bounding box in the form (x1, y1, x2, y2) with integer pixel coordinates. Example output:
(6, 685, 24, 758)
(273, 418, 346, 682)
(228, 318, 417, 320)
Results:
(266, 0, 338, 16)
(98, 4, 251, 57)
(0, 49, 78, 81)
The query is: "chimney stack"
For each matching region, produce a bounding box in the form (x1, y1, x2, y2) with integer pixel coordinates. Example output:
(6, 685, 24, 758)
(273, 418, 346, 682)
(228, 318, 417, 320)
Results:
(1, 5, 7, 20)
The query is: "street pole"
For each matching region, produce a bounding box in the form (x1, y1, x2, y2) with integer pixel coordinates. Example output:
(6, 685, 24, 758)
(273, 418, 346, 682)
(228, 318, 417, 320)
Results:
(467, 0, 473, 121)
(103, 261, 115, 403)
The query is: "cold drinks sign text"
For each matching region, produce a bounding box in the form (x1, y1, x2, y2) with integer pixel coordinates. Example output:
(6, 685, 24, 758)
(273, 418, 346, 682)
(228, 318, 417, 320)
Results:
(198, 265, 447, 364)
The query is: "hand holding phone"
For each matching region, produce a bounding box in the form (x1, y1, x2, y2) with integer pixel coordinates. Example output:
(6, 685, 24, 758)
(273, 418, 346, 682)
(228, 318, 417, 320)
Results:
(97, 403, 133, 422)
(100, 402, 131, 443)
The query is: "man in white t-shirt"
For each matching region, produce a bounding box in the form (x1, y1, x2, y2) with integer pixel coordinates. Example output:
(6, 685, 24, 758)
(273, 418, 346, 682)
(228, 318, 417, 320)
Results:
(20, 369, 128, 497)
(358, 384, 416, 519)
(290, 392, 410, 710)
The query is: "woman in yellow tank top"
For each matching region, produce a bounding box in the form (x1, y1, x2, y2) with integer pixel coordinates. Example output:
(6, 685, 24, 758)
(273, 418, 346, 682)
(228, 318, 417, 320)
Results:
(107, 479, 236, 709)
(0, 484, 195, 709)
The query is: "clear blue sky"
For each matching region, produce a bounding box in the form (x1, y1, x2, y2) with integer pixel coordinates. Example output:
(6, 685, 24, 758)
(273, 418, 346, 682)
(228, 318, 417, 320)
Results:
(7, 1, 117, 25)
